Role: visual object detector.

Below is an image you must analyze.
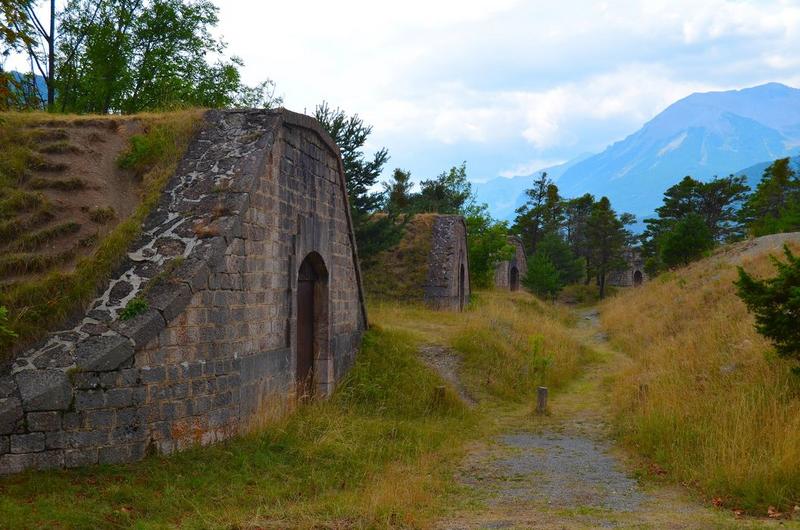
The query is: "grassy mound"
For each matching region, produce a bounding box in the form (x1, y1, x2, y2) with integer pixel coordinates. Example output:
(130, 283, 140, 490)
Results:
(601, 235, 800, 513)
(362, 214, 435, 301)
(0, 111, 202, 357)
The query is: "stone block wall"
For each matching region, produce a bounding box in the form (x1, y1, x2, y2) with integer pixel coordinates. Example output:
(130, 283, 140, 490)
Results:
(607, 248, 647, 287)
(494, 236, 527, 290)
(0, 109, 367, 474)
(424, 215, 470, 311)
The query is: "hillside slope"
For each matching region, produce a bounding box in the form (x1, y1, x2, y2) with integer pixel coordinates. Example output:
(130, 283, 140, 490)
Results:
(0, 111, 201, 356)
(601, 232, 800, 512)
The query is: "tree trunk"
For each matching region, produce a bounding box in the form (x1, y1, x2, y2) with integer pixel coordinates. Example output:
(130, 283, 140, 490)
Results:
(598, 268, 606, 299)
(46, 0, 55, 110)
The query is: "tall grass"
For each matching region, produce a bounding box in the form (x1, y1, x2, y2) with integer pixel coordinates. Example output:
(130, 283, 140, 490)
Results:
(371, 290, 594, 402)
(602, 241, 800, 512)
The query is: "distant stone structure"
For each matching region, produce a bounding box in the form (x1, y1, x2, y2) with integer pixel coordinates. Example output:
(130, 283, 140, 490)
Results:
(607, 248, 647, 287)
(425, 215, 471, 310)
(362, 214, 470, 311)
(494, 236, 527, 291)
(0, 109, 367, 474)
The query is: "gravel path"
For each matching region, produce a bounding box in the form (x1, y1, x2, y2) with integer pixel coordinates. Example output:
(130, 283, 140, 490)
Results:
(436, 308, 787, 529)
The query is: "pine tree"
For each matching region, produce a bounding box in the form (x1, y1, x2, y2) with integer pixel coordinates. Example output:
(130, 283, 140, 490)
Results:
(740, 158, 800, 236)
(659, 213, 714, 268)
(736, 245, 800, 365)
(523, 253, 561, 299)
(587, 197, 627, 298)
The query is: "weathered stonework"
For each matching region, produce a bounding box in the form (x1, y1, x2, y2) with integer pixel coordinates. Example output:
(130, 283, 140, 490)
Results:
(494, 236, 527, 291)
(607, 248, 647, 287)
(0, 109, 367, 474)
(424, 215, 471, 311)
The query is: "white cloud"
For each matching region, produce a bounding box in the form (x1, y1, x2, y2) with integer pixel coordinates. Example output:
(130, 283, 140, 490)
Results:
(11, 0, 799, 183)
(499, 159, 566, 179)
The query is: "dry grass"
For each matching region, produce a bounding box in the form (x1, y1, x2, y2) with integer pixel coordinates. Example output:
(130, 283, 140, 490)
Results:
(601, 238, 800, 512)
(371, 290, 594, 402)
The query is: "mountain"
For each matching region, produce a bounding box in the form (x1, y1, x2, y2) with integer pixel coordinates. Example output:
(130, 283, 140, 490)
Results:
(7, 71, 48, 101)
(555, 83, 800, 220)
(475, 83, 800, 223)
(473, 155, 591, 221)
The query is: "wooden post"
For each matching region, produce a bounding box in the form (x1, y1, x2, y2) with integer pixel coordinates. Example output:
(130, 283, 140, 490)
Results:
(536, 386, 548, 414)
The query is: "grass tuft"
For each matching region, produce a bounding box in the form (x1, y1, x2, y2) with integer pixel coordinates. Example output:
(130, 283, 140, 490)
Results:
(28, 177, 87, 191)
(11, 222, 81, 252)
(0, 190, 43, 219)
(36, 141, 83, 155)
(0, 248, 76, 277)
(86, 206, 116, 224)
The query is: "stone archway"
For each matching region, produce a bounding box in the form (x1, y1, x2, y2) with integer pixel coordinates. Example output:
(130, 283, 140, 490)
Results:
(296, 252, 329, 399)
(633, 270, 643, 287)
(509, 266, 520, 291)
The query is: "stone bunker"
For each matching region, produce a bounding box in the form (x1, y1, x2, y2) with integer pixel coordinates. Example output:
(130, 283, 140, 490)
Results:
(0, 109, 367, 474)
(362, 213, 470, 311)
(494, 236, 527, 291)
(607, 248, 647, 287)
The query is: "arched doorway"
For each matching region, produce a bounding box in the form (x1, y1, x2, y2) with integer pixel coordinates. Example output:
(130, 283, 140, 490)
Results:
(509, 266, 519, 291)
(633, 270, 643, 287)
(296, 252, 328, 400)
(458, 263, 466, 311)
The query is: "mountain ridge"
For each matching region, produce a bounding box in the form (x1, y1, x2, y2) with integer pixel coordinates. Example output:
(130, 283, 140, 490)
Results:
(476, 83, 800, 221)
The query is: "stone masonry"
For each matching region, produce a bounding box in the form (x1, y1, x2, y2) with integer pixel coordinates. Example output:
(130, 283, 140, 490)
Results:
(0, 109, 367, 474)
(607, 248, 647, 287)
(424, 215, 471, 311)
(494, 236, 527, 291)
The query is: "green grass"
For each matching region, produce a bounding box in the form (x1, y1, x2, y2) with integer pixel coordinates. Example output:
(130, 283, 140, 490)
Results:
(0, 248, 76, 276)
(11, 222, 81, 251)
(0, 189, 43, 219)
(0, 326, 474, 529)
(0, 208, 54, 244)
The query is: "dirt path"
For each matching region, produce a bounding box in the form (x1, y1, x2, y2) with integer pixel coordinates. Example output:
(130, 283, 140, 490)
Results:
(436, 308, 790, 529)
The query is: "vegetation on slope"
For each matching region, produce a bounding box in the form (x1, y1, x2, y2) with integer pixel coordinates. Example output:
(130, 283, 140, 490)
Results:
(0, 110, 202, 357)
(362, 213, 434, 301)
(601, 237, 800, 513)
(0, 289, 592, 528)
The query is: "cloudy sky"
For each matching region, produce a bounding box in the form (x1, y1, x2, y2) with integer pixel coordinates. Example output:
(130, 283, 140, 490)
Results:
(214, 0, 800, 185)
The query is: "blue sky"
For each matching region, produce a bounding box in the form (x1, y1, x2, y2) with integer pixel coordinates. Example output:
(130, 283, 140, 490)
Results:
(9, 1, 800, 187)
(214, 0, 800, 187)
